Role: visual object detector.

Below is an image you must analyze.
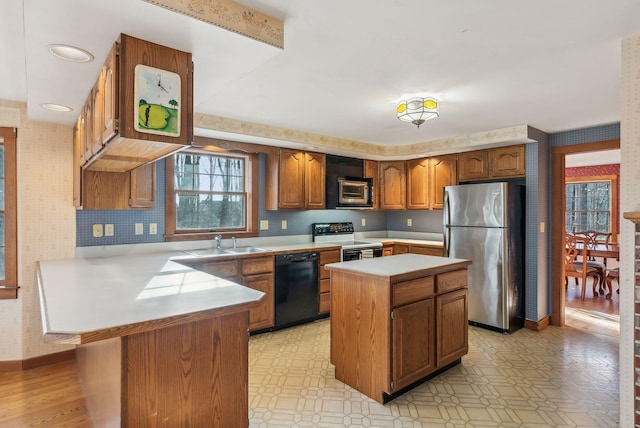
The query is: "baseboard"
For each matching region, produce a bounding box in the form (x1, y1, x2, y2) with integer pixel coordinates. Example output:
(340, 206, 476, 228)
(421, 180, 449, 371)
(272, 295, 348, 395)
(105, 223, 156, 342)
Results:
(524, 316, 550, 331)
(0, 349, 76, 372)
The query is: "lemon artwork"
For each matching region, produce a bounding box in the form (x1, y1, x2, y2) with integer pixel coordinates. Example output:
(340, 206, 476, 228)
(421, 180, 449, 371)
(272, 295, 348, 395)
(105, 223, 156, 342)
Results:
(138, 102, 171, 130)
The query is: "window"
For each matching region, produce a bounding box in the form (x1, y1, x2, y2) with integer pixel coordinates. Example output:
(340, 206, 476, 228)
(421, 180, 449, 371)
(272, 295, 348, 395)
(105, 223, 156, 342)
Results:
(565, 175, 618, 238)
(165, 148, 258, 241)
(0, 127, 17, 299)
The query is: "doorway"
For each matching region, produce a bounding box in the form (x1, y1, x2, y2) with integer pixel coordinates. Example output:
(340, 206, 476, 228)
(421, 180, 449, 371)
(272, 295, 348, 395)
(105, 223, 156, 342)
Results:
(551, 139, 620, 328)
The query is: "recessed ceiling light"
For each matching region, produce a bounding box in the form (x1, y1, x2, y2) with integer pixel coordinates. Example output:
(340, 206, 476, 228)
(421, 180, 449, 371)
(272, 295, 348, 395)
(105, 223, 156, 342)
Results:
(40, 103, 73, 112)
(48, 44, 94, 63)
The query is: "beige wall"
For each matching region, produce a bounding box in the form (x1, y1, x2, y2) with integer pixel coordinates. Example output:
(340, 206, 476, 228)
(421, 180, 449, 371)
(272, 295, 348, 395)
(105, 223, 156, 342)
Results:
(0, 100, 76, 361)
(620, 33, 640, 427)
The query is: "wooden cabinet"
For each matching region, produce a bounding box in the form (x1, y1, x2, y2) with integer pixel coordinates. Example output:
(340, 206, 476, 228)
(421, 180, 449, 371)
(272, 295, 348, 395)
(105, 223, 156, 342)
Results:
(407, 158, 429, 209)
(436, 287, 468, 367)
(379, 161, 406, 210)
(382, 243, 393, 257)
(82, 162, 156, 210)
(364, 159, 380, 210)
(393, 244, 409, 255)
(75, 34, 193, 173)
(187, 255, 275, 332)
(388, 243, 443, 257)
(406, 155, 456, 210)
(328, 257, 470, 404)
(265, 149, 326, 210)
(458, 145, 525, 182)
(318, 248, 341, 314)
(392, 298, 435, 390)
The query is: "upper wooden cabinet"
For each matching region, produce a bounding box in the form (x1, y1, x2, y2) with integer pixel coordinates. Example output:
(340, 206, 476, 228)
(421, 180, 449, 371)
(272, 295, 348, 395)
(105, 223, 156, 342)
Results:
(379, 161, 406, 210)
(458, 145, 526, 182)
(82, 162, 156, 210)
(76, 33, 193, 173)
(406, 155, 457, 210)
(363, 160, 380, 210)
(265, 149, 326, 210)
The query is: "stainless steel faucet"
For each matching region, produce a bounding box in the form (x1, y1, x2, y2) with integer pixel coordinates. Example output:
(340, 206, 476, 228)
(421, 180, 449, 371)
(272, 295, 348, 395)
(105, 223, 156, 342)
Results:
(215, 235, 222, 249)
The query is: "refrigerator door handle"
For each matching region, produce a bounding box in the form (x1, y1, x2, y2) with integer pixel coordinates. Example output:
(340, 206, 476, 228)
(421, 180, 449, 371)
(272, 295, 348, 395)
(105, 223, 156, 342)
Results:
(443, 190, 450, 256)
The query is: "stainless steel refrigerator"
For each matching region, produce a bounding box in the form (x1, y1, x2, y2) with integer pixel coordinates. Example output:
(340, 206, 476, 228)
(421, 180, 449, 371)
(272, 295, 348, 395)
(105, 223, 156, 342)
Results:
(443, 182, 524, 333)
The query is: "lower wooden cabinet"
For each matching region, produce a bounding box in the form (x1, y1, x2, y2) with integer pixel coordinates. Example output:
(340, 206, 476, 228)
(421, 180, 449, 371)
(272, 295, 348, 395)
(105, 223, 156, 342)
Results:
(392, 298, 435, 390)
(242, 273, 274, 331)
(389, 243, 443, 257)
(436, 288, 468, 367)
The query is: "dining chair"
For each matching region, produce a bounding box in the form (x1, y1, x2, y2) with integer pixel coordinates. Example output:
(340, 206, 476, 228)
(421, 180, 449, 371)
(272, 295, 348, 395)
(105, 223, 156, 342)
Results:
(564, 234, 601, 300)
(573, 230, 610, 294)
(604, 267, 620, 299)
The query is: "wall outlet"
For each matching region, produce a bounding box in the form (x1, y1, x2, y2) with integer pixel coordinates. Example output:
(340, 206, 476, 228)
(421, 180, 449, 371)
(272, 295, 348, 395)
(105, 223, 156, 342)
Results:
(135, 223, 144, 235)
(105, 224, 114, 237)
(540, 222, 545, 233)
(149, 223, 158, 235)
(260, 220, 269, 230)
(92, 224, 103, 238)
(361, 218, 366, 227)
(281, 220, 287, 230)
(407, 218, 412, 227)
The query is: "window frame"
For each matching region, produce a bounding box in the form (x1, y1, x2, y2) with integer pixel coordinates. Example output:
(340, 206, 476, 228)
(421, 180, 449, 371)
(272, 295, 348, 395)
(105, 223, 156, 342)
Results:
(565, 174, 618, 240)
(165, 147, 259, 242)
(0, 127, 18, 299)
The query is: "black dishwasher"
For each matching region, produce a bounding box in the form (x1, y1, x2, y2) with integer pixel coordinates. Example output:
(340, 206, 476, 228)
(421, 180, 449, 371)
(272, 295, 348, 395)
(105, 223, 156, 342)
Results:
(274, 252, 319, 329)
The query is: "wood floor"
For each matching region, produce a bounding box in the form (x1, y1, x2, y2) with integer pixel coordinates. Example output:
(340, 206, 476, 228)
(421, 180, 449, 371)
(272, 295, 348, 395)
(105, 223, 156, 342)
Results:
(0, 360, 91, 427)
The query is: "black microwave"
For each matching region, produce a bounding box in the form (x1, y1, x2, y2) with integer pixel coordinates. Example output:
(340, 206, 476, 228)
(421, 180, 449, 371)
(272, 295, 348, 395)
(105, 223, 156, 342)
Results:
(337, 177, 373, 209)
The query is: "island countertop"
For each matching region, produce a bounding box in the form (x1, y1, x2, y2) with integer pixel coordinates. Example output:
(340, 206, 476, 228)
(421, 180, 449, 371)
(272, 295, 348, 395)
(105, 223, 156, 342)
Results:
(325, 253, 471, 282)
(36, 251, 265, 344)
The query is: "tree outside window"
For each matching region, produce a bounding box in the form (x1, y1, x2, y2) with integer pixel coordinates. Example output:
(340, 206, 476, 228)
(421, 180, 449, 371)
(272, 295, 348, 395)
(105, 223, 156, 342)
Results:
(565, 175, 618, 238)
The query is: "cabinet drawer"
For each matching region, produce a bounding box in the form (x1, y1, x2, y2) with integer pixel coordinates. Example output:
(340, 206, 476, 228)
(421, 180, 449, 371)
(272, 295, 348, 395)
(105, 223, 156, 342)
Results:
(319, 249, 341, 279)
(410, 246, 443, 257)
(392, 277, 434, 307)
(201, 260, 239, 278)
(436, 269, 467, 293)
(319, 292, 331, 314)
(319, 278, 331, 294)
(242, 256, 273, 275)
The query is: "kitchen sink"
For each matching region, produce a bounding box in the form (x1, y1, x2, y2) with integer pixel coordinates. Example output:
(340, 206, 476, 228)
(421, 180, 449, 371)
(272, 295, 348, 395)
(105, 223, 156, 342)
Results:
(185, 248, 232, 257)
(224, 247, 270, 254)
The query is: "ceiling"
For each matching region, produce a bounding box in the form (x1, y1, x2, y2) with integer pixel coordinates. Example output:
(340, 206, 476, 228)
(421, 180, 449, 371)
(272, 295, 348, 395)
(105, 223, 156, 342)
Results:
(2, 0, 639, 156)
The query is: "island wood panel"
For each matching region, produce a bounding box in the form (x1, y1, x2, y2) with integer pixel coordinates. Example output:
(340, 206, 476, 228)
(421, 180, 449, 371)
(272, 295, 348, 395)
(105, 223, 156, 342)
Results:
(392, 298, 435, 390)
(436, 288, 468, 367)
(121, 311, 249, 427)
(330, 270, 390, 402)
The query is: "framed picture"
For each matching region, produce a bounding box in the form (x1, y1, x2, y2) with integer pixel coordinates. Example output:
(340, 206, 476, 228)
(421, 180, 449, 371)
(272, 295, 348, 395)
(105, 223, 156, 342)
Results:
(133, 64, 181, 137)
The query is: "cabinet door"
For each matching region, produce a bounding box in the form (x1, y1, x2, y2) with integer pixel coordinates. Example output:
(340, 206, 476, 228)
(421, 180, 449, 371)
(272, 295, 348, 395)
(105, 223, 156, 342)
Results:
(393, 244, 408, 255)
(429, 155, 457, 210)
(382, 244, 393, 256)
(129, 163, 155, 208)
(243, 273, 275, 331)
(406, 158, 429, 210)
(436, 288, 468, 367)
(91, 73, 104, 155)
(83, 93, 94, 162)
(457, 150, 488, 182)
(278, 149, 305, 209)
(379, 161, 406, 210)
(101, 45, 118, 144)
(490, 145, 525, 178)
(364, 159, 380, 210)
(392, 299, 435, 391)
(409, 245, 443, 257)
(305, 152, 326, 209)
(73, 114, 83, 208)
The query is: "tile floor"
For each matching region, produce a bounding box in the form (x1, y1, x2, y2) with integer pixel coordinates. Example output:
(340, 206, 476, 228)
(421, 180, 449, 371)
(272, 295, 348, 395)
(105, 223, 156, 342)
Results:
(248, 319, 619, 427)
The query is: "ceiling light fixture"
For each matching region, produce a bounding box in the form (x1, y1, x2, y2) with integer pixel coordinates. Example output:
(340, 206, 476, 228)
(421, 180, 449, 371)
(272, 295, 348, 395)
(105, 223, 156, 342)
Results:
(48, 44, 94, 63)
(397, 97, 439, 128)
(40, 103, 73, 112)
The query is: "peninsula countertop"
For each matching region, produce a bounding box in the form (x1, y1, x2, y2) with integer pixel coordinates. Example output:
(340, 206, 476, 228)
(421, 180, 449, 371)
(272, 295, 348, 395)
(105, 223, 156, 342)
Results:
(36, 251, 265, 344)
(325, 253, 471, 282)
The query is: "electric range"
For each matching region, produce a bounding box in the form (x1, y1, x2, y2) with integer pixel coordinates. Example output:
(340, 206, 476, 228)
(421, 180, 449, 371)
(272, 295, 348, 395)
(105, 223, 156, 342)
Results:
(311, 222, 383, 260)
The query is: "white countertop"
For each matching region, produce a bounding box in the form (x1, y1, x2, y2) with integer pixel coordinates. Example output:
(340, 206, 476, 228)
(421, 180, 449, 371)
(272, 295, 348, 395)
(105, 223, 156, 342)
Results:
(325, 253, 470, 280)
(37, 251, 265, 343)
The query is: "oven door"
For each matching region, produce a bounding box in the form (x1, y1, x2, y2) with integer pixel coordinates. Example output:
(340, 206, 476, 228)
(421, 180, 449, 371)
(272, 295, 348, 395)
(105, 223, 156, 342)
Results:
(342, 247, 383, 261)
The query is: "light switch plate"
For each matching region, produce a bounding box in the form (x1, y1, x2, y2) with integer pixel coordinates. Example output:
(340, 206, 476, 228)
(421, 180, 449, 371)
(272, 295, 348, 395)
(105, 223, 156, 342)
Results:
(105, 224, 114, 236)
(92, 224, 103, 238)
(281, 220, 287, 230)
(407, 218, 412, 227)
(260, 220, 269, 230)
(361, 218, 366, 227)
(135, 223, 144, 235)
(149, 223, 158, 235)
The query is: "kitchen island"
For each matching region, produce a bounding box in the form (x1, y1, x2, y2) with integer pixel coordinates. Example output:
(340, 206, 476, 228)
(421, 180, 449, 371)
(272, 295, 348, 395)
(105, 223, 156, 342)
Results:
(326, 253, 471, 403)
(36, 252, 264, 428)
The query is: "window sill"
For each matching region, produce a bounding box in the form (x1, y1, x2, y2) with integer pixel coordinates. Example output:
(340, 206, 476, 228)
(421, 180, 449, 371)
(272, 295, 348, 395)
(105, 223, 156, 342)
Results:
(0, 287, 19, 299)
